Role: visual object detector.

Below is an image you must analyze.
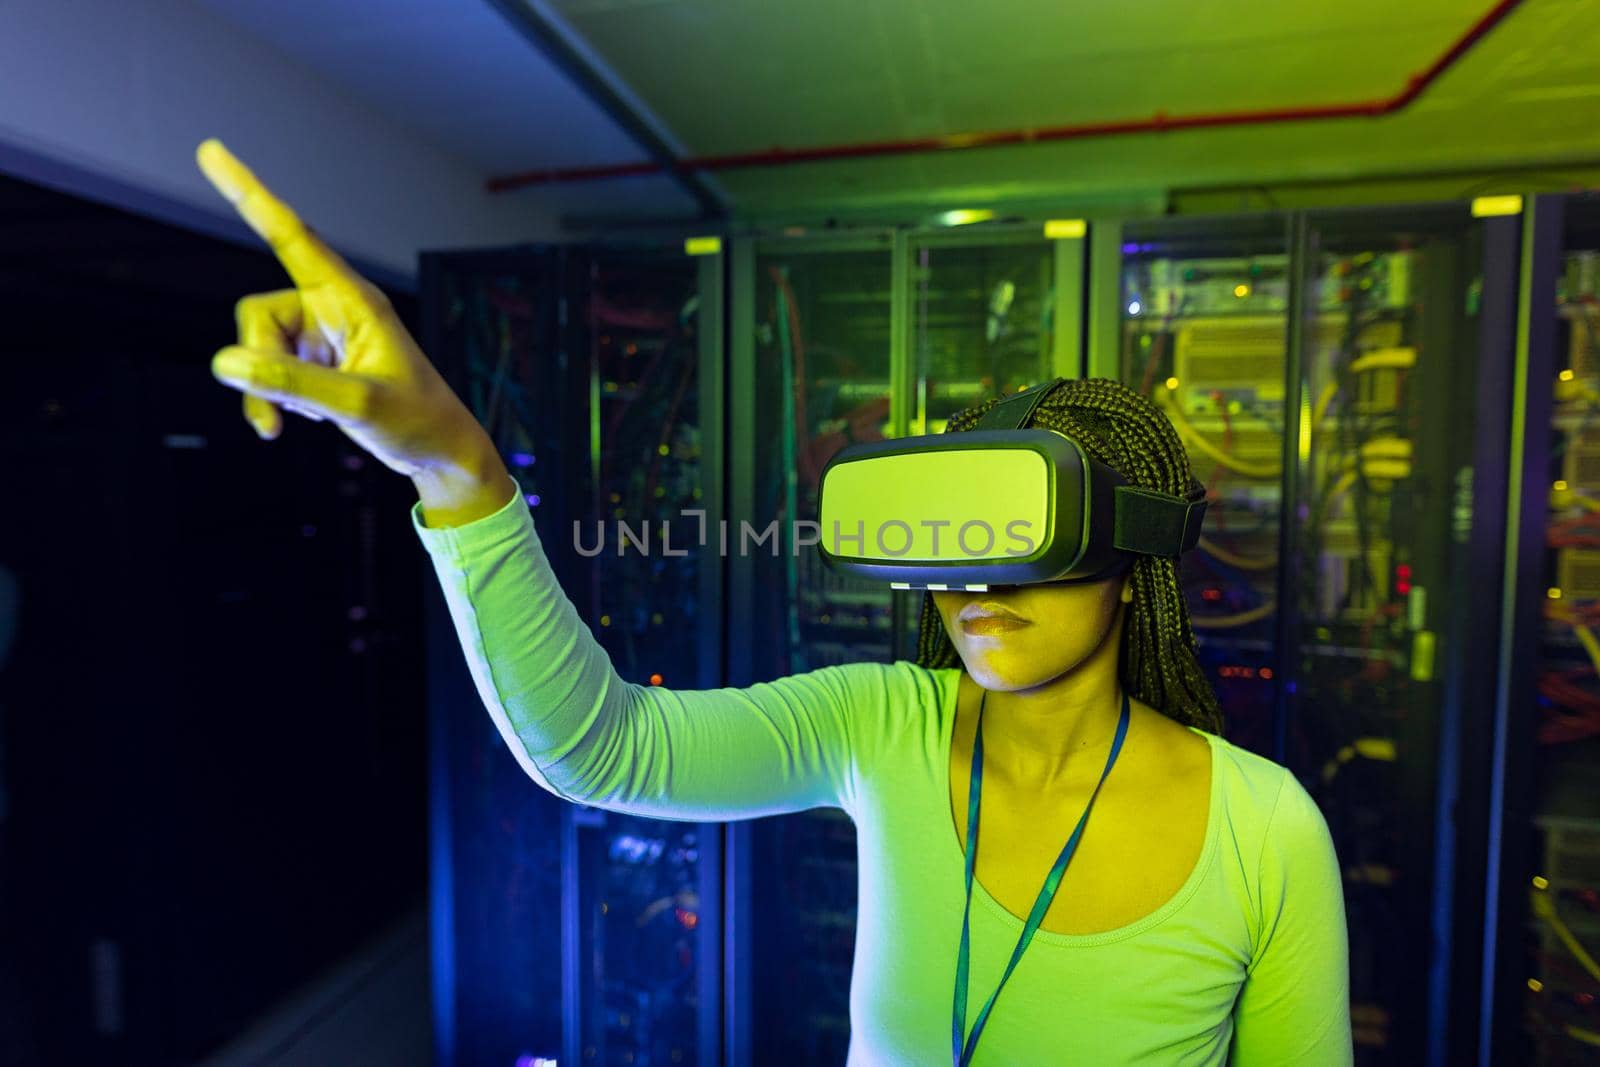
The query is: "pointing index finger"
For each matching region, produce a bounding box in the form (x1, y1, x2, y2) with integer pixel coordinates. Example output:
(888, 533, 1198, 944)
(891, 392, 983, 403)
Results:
(196, 139, 353, 291)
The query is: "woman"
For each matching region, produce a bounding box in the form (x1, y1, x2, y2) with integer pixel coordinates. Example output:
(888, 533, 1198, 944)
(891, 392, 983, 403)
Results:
(196, 140, 1351, 1065)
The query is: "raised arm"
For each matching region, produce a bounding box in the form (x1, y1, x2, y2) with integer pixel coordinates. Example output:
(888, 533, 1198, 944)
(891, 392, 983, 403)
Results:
(193, 138, 903, 822)
(1229, 771, 1354, 1065)
(414, 480, 902, 821)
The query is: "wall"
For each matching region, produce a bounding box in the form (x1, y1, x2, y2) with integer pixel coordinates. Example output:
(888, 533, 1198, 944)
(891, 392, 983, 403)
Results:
(0, 0, 559, 287)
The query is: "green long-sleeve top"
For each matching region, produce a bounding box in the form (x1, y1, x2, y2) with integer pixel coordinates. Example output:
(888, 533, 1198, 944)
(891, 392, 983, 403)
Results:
(412, 486, 1353, 1066)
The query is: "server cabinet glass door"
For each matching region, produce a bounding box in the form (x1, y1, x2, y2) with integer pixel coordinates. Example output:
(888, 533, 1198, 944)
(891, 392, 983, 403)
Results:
(903, 228, 1081, 654)
(424, 246, 720, 1067)
(425, 251, 567, 1067)
(1294, 206, 1493, 1064)
(1118, 206, 1506, 1063)
(572, 249, 721, 1067)
(734, 227, 1087, 1061)
(909, 227, 1078, 434)
(1510, 193, 1600, 1064)
(1117, 214, 1293, 757)
(741, 239, 896, 1066)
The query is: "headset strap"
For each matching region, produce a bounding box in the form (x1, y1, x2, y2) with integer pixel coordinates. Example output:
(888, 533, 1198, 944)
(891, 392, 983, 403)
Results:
(1114, 486, 1207, 556)
(976, 380, 1206, 557)
(974, 379, 1060, 431)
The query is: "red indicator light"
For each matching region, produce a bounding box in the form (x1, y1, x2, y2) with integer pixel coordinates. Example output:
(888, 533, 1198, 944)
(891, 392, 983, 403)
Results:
(1260, 667, 1274, 680)
(649, 673, 664, 686)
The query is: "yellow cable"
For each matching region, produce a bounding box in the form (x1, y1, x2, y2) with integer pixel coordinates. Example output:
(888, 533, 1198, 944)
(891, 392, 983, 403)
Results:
(1359, 460, 1412, 480)
(1326, 469, 1359, 506)
(1190, 601, 1277, 629)
(1574, 623, 1600, 676)
(1360, 437, 1413, 459)
(1198, 536, 1278, 572)
(1313, 382, 1339, 431)
(1355, 737, 1397, 761)
(1532, 887, 1600, 983)
(1321, 737, 1398, 783)
(1156, 387, 1282, 479)
(1332, 453, 1411, 481)
(1567, 1025, 1600, 1049)
(1307, 350, 1414, 436)
(1160, 385, 1413, 483)
(1348, 347, 1417, 374)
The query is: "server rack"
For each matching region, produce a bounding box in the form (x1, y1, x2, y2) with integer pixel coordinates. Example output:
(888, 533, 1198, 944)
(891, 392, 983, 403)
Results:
(722, 222, 1093, 1063)
(727, 230, 896, 1067)
(422, 241, 725, 1067)
(1485, 191, 1600, 1066)
(1106, 203, 1523, 1065)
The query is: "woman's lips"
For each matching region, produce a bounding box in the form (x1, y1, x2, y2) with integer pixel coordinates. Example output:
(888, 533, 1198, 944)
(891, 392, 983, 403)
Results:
(960, 616, 1032, 637)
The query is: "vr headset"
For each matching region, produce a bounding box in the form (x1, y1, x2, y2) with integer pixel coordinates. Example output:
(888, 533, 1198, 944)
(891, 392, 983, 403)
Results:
(816, 379, 1207, 591)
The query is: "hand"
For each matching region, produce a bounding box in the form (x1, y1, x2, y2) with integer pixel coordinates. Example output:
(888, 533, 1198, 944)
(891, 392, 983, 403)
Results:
(196, 138, 490, 480)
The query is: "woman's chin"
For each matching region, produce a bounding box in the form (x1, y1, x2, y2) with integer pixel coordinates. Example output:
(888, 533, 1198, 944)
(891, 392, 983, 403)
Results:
(957, 650, 1064, 692)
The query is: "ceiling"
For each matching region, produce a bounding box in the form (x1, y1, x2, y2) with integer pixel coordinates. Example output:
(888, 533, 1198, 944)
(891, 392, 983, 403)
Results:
(193, 0, 706, 223)
(197, 0, 1600, 228)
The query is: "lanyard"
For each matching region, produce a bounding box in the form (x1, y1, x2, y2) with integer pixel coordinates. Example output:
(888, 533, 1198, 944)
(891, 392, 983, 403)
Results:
(951, 687, 1130, 1067)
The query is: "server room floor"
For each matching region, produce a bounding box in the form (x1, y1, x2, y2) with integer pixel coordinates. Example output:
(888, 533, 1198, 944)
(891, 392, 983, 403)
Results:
(200, 906, 431, 1067)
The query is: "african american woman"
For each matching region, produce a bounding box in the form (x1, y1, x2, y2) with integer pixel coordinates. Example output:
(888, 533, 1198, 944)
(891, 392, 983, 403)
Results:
(197, 139, 1351, 1066)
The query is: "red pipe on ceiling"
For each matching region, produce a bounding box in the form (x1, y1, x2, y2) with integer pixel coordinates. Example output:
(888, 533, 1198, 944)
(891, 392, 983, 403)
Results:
(487, 0, 1525, 193)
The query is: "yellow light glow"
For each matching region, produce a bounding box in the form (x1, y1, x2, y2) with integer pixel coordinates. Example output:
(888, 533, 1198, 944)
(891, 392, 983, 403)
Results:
(1165, 377, 1180, 391)
(600, 615, 612, 626)
(1561, 369, 1576, 381)
(1299, 388, 1312, 466)
(658, 443, 670, 456)
(1533, 875, 1550, 889)
(1556, 480, 1570, 492)
(684, 236, 722, 256)
(1549, 587, 1563, 600)
(1044, 218, 1087, 239)
(1528, 978, 1544, 993)
(938, 208, 995, 227)
(1234, 284, 1250, 298)
(1471, 194, 1524, 218)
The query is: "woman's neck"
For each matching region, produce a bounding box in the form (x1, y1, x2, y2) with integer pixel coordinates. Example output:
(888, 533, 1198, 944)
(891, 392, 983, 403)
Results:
(974, 610, 1127, 793)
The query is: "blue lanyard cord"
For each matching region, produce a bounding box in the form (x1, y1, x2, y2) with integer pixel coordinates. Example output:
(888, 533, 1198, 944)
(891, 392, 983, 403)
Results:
(951, 687, 1131, 1067)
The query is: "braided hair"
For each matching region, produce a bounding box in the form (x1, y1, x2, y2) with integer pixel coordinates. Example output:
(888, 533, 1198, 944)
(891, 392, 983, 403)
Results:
(912, 377, 1224, 733)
